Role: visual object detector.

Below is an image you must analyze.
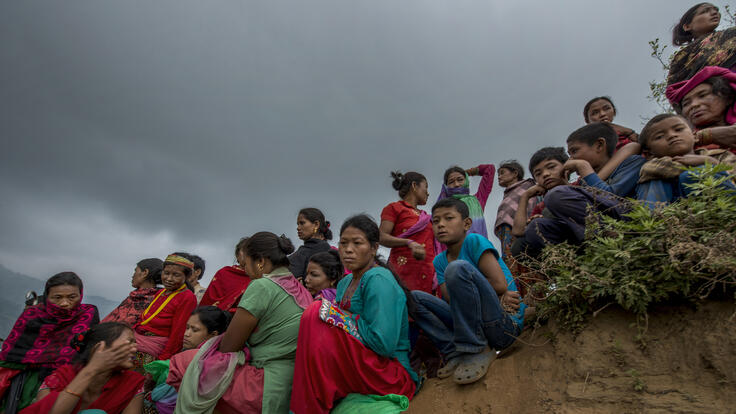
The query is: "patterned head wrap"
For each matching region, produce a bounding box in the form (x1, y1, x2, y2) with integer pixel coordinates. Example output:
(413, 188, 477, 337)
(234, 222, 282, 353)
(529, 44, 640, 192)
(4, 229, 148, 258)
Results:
(164, 254, 194, 269)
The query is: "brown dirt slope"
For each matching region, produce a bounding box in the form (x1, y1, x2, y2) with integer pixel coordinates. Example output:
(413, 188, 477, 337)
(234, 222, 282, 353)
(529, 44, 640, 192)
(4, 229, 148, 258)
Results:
(407, 301, 736, 414)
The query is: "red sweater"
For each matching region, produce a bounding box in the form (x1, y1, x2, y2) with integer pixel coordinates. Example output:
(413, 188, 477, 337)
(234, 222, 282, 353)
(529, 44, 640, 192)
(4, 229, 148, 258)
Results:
(136, 288, 196, 360)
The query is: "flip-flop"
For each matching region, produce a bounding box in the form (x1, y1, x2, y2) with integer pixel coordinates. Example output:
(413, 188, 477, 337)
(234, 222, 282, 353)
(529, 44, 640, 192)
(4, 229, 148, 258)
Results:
(436, 356, 463, 379)
(453, 348, 496, 385)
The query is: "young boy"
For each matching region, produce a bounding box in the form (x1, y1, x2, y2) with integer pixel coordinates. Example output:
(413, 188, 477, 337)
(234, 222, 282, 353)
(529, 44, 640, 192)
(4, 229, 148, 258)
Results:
(509, 147, 570, 258)
(636, 114, 736, 205)
(411, 198, 525, 385)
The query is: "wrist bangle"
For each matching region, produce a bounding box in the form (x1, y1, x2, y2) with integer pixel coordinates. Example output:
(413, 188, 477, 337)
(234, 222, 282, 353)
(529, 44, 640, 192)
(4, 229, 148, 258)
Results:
(406, 239, 414, 246)
(701, 129, 713, 145)
(64, 388, 82, 399)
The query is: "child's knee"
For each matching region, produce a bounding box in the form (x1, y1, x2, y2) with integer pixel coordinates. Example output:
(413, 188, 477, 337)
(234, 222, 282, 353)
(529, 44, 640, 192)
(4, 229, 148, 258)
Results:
(444, 260, 475, 285)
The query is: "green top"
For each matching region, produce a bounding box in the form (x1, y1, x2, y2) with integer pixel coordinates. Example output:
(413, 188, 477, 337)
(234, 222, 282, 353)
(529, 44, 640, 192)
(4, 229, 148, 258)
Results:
(336, 266, 418, 384)
(239, 267, 304, 414)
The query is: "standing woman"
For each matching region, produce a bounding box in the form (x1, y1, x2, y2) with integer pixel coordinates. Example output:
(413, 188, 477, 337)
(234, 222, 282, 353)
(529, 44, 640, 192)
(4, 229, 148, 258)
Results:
(0, 272, 99, 413)
(438, 164, 496, 239)
(379, 171, 436, 293)
(289, 208, 333, 281)
(289, 215, 418, 414)
(668, 3, 735, 85)
(132, 254, 197, 368)
(102, 258, 163, 327)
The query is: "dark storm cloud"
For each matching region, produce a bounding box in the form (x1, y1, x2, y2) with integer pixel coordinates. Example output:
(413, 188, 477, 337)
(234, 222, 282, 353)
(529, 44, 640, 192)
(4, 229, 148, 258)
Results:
(0, 0, 714, 298)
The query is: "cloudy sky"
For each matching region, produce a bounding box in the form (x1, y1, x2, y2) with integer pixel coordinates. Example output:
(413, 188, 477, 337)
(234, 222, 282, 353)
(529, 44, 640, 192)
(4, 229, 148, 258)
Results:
(1, 1, 727, 304)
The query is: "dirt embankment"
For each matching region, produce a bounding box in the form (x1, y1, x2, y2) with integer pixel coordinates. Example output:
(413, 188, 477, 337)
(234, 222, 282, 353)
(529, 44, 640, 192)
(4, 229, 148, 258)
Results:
(407, 301, 736, 414)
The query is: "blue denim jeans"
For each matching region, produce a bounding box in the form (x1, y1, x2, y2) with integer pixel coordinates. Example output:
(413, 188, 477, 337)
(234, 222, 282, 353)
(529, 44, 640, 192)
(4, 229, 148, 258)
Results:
(411, 260, 520, 359)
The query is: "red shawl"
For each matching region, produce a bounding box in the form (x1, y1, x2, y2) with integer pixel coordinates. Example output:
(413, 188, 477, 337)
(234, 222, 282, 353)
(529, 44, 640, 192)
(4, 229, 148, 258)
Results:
(666, 66, 736, 126)
(0, 300, 98, 368)
(101, 288, 158, 327)
(200, 266, 252, 313)
(20, 364, 144, 414)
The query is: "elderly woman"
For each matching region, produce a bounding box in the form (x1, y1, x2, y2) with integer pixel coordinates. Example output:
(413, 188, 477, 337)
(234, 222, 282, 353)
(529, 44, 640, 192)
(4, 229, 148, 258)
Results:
(102, 258, 162, 327)
(666, 66, 736, 152)
(0, 272, 99, 413)
(132, 254, 197, 369)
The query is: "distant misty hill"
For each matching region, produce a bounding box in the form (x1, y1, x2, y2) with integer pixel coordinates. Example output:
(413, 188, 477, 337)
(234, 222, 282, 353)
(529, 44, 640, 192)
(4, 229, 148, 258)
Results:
(0, 265, 118, 339)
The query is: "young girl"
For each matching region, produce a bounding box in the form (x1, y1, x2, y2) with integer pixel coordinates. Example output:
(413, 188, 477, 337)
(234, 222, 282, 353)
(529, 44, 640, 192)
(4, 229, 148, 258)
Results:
(0, 272, 99, 413)
(289, 208, 333, 281)
(174, 232, 311, 414)
(289, 215, 418, 414)
(493, 160, 539, 259)
(668, 3, 735, 85)
(182, 306, 231, 350)
(583, 96, 639, 150)
(103, 258, 162, 327)
(304, 250, 343, 301)
(133, 254, 197, 367)
(379, 171, 436, 293)
(21, 322, 144, 414)
(438, 164, 495, 239)
(200, 238, 253, 314)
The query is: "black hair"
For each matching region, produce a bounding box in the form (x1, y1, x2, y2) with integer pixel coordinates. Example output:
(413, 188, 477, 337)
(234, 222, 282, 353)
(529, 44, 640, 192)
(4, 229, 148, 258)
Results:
(298, 208, 333, 240)
(308, 250, 343, 283)
(672, 3, 715, 46)
(498, 160, 524, 181)
(136, 258, 163, 285)
(673, 76, 736, 115)
(390, 171, 427, 198)
(244, 232, 295, 267)
(340, 214, 417, 317)
(235, 237, 249, 258)
(44, 272, 83, 298)
(189, 254, 205, 280)
(443, 166, 466, 185)
(191, 306, 231, 334)
(432, 197, 470, 219)
(528, 147, 569, 175)
(567, 122, 618, 157)
(71, 322, 131, 365)
(639, 113, 687, 148)
(583, 96, 616, 123)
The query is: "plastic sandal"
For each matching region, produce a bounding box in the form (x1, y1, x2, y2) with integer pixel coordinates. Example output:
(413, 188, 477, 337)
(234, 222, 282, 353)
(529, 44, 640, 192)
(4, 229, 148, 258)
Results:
(453, 348, 496, 385)
(436, 356, 463, 379)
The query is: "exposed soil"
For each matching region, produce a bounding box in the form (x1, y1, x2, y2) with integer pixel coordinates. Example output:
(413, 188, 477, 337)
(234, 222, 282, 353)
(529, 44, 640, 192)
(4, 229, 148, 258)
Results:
(407, 300, 736, 414)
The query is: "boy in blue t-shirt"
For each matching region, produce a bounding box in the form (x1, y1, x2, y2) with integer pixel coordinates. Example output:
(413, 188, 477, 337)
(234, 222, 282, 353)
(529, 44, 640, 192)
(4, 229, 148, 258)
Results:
(411, 197, 525, 385)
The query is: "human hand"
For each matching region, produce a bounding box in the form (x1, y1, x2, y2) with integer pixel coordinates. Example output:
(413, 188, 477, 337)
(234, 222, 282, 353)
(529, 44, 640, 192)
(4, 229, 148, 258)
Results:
(523, 184, 546, 199)
(500, 291, 521, 312)
(86, 340, 136, 374)
(563, 159, 594, 177)
(465, 167, 479, 176)
(672, 154, 716, 167)
(408, 241, 426, 260)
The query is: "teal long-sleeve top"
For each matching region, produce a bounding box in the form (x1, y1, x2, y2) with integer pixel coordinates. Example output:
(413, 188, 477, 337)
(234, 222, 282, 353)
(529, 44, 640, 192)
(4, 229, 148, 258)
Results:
(336, 266, 419, 384)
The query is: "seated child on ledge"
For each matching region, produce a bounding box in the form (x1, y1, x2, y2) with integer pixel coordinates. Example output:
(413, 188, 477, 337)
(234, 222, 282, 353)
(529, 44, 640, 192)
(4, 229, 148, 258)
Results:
(635, 113, 736, 205)
(411, 197, 525, 385)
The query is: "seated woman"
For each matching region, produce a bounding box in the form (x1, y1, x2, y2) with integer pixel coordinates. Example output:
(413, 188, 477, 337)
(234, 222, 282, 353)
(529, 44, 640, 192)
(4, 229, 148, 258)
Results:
(290, 214, 418, 414)
(132, 254, 197, 369)
(102, 258, 163, 327)
(200, 238, 252, 314)
(144, 306, 231, 414)
(666, 66, 736, 152)
(289, 208, 333, 281)
(668, 3, 735, 85)
(583, 96, 639, 149)
(173, 232, 311, 414)
(21, 322, 143, 414)
(0, 272, 99, 413)
(304, 250, 344, 301)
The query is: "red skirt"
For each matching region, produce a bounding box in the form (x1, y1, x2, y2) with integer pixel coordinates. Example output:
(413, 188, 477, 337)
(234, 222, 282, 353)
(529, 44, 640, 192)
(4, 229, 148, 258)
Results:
(289, 302, 416, 414)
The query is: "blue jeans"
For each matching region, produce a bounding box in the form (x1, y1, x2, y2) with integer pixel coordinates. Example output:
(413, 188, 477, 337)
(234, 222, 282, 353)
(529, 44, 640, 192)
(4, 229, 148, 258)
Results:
(411, 260, 520, 359)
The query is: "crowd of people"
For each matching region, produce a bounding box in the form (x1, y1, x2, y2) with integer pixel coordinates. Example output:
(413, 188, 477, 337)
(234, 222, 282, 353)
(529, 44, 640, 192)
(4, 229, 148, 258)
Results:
(0, 3, 734, 413)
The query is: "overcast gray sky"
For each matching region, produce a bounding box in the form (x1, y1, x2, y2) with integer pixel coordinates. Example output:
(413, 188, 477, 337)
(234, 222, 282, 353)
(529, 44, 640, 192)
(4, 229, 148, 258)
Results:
(1, 1, 727, 303)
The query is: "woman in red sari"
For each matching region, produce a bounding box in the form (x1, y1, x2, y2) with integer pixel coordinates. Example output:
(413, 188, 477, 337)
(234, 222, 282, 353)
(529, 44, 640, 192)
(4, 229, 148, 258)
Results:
(200, 238, 253, 315)
(132, 254, 197, 369)
(379, 171, 436, 293)
(102, 258, 162, 327)
(21, 322, 144, 414)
